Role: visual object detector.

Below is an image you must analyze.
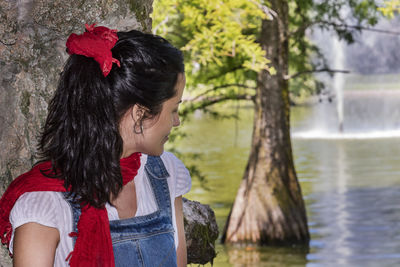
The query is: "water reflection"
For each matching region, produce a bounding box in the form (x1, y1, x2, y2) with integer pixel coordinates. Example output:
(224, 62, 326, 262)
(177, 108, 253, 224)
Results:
(307, 187, 400, 266)
(294, 136, 400, 265)
(227, 247, 262, 266)
(224, 245, 308, 267)
(176, 102, 400, 266)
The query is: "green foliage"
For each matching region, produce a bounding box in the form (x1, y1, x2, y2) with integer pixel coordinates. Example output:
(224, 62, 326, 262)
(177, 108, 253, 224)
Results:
(153, 1, 268, 184)
(152, 0, 381, 181)
(154, 0, 380, 104)
(153, 0, 269, 90)
(379, 0, 400, 18)
(288, 0, 379, 98)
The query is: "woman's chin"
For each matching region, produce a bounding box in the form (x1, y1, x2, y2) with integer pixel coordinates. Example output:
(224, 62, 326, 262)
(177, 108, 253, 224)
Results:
(145, 146, 164, 156)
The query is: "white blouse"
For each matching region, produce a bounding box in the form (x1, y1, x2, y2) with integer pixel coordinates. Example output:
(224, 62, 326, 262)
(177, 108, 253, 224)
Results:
(9, 152, 191, 267)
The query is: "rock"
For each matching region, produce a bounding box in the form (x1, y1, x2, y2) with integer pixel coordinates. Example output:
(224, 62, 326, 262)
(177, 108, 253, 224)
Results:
(183, 198, 219, 265)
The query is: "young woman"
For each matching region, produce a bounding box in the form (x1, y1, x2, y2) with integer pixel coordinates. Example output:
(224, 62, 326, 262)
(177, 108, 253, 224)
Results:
(0, 24, 190, 266)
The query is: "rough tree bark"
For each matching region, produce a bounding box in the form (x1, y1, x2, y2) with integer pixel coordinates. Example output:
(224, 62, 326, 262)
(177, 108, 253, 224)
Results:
(0, 0, 153, 196)
(222, 0, 310, 245)
(0, 1, 147, 265)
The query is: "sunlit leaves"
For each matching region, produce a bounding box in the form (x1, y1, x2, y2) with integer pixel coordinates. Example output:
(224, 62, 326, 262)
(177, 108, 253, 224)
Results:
(379, 0, 400, 18)
(153, 0, 381, 103)
(153, 0, 270, 89)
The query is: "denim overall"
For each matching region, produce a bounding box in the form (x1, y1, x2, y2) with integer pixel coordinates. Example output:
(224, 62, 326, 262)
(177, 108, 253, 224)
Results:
(64, 156, 177, 267)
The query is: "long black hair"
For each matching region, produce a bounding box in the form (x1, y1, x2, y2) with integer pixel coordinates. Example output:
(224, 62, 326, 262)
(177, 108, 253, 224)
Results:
(38, 30, 184, 207)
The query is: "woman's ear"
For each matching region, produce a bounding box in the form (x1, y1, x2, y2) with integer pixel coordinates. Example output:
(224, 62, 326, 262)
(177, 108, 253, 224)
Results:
(131, 104, 145, 134)
(133, 105, 145, 121)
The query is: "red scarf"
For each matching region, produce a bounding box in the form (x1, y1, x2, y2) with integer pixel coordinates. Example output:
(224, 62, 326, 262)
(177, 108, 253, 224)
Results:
(0, 152, 141, 266)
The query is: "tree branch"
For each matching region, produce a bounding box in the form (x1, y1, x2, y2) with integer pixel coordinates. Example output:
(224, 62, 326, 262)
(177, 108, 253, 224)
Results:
(286, 68, 350, 80)
(320, 21, 400, 35)
(288, 22, 316, 37)
(191, 84, 256, 102)
(249, 0, 277, 19)
(183, 94, 255, 111)
(212, 83, 256, 91)
(290, 20, 400, 37)
(206, 64, 245, 81)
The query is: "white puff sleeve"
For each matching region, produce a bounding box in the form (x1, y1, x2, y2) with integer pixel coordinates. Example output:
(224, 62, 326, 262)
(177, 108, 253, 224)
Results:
(161, 152, 192, 197)
(173, 155, 192, 197)
(9, 191, 68, 253)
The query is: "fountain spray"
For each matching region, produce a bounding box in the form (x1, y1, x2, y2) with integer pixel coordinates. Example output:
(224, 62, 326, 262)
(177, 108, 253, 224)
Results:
(333, 35, 345, 133)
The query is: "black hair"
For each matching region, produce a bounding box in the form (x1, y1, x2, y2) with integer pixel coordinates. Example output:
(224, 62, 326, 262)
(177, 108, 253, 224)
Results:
(38, 30, 184, 208)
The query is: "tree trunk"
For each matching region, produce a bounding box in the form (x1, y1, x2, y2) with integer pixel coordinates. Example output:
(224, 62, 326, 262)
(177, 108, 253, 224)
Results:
(222, 0, 309, 245)
(0, 1, 153, 265)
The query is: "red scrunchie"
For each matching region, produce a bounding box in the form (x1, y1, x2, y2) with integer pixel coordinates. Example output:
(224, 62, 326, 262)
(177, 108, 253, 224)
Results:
(66, 23, 121, 77)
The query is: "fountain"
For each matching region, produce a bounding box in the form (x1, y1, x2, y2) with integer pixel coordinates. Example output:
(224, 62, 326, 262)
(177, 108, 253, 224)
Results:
(292, 21, 400, 140)
(292, 86, 400, 139)
(333, 35, 345, 133)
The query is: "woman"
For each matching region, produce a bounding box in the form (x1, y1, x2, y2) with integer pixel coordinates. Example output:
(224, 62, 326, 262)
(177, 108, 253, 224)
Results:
(0, 24, 190, 266)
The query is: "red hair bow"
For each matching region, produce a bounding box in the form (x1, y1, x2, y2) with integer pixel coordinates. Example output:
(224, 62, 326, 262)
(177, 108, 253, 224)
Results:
(66, 23, 121, 77)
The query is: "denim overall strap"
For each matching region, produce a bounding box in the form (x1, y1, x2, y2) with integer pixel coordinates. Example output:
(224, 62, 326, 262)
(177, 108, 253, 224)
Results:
(62, 192, 81, 246)
(144, 155, 173, 221)
(110, 155, 177, 267)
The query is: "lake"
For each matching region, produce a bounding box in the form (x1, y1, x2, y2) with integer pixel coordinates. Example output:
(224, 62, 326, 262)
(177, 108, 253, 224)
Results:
(172, 84, 400, 266)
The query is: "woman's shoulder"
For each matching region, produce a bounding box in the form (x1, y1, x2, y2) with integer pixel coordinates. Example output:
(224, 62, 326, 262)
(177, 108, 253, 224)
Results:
(160, 152, 192, 197)
(159, 151, 185, 168)
(143, 152, 186, 172)
(9, 191, 73, 253)
(10, 191, 69, 227)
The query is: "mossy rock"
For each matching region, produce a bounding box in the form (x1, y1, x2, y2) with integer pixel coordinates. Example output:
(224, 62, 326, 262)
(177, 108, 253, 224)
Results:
(183, 198, 218, 265)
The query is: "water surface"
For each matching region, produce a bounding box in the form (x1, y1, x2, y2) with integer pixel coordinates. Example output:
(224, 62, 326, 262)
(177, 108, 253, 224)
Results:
(173, 95, 400, 266)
